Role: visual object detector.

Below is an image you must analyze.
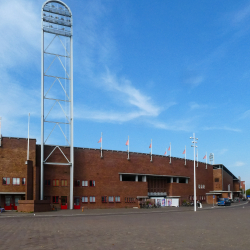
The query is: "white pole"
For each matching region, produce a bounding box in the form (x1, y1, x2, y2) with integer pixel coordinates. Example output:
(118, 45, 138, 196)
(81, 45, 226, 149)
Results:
(245, 181, 246, 198)
(185, 145, 186, 165)
(151, 139, 152, 162)
(190, 133, 198, 212)
(27, 113, 30, 160)
(101, 132, 103, 158)
(170, 142, 171, 164)
(197, 148, 198, 167)
(128, 135, 129, 159)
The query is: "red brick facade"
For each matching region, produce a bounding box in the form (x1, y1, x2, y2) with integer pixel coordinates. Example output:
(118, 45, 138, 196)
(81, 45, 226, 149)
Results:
(0, 137, 242, 210)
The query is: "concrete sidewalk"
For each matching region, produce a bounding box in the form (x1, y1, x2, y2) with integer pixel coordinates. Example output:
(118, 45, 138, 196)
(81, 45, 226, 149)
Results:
(0, 201, 248, 218)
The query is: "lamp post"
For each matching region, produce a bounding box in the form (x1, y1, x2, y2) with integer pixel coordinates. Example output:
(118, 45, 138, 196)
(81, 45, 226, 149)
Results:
(190, 133, 198, 212)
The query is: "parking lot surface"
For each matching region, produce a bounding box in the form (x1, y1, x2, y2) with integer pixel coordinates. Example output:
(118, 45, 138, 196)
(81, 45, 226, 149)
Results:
(0, 202, 249, 250)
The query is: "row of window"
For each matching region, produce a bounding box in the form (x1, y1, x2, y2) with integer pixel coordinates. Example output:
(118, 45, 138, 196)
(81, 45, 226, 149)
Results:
(50, 196, 121, 204)
(75, 180, 95, 187)
(198, 184, 205, 189)
(44, 180, 96, 187)
(189, 195, 206, 201)
(2, 177, 26, 185)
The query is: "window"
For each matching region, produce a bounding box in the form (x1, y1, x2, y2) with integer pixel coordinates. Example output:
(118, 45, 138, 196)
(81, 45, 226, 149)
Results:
(89, 180, 95, 187)
(22, 178, 26, 185)
(61, 180, 68, 186)
(2, 177, 10, 185)
(203, 185, 205, 189)
(109, 196, 114, 202)
(115, 196, 120, 202)
(215, 178, 219, 182)
(45, 180, 51, 186)
(74, 180, 80, 187)
(125, 197, 135, 203)
(53, 179, 59, 186)
(102, 196, 107, 203)
(82, 181, 88, 187)
(82, 197, 88, 203)
(198, 184, 201, 189)
(13, 178, 20, 185)
(90, 196, 95, 203)
(52, 196, 59, 203)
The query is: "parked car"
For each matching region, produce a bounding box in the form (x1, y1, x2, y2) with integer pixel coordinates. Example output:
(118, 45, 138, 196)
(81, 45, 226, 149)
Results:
(229, 199, 234, 203)
(218, 198, 231, 206)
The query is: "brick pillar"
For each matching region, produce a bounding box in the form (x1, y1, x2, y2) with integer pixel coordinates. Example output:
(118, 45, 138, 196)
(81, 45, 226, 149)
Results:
(25, 160, 33, 200)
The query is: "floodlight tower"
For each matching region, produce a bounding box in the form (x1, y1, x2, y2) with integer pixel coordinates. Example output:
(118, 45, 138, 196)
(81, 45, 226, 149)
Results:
(41, 1, 74, 209)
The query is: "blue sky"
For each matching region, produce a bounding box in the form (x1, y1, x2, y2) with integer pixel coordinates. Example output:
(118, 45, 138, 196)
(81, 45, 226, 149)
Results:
(0, 0, 250, 188)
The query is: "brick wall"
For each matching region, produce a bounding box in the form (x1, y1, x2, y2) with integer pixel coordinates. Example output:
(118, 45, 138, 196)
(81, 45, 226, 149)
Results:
(35, 146, 213, 208)
(0, 137, 36, 196)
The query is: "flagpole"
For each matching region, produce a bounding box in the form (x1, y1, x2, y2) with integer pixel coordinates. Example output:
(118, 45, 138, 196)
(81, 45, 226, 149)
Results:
(197, 148, 198, 167)
(27, 113, 30, 160)
(170, 142, 171, 164)
(127, 136, 129, 160)
(101, 132, 103, 158)
(151, 139, 152, 162)
(185, 145, 186, 165)
(190, 133, 198, 212)
(206, 152, 207, 169)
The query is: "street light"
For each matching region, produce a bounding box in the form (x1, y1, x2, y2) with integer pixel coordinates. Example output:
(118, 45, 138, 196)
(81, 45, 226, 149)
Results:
(190, 133, 198, 212)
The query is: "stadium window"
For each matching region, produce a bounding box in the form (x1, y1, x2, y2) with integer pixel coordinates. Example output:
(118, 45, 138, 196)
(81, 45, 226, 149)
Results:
(82, 181, 88, 187)
(101, 196, 107, 203)
(74, 180, 80, 187)
(109, 196, 114, 202)
(61, 180, 68, 186)
(52, 196, 59, 203)
(53, 179, 59, 186)
(2, 177, 10, 185)
(45, 180, 51, 186)
(90, 196, 95, 203)
(22, 178, 26, 185)
(115, 196, 120, 202)
(89, 180, 95, 187)
(82, 196, 88, 203)
(13, 178, 20, 185)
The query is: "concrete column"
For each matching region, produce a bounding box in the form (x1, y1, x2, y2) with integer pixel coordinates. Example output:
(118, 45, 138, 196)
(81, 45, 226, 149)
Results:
(142, 176, 147, 182)
(171, 177, 173, 183)
(120, 175, 122, 181)
(186, 178, 188, 184)
(135, 175, 138, 182)
(176, 178, 179, 183)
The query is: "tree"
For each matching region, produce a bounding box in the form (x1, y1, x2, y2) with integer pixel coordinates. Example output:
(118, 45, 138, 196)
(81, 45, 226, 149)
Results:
(246, 189, 250, 196)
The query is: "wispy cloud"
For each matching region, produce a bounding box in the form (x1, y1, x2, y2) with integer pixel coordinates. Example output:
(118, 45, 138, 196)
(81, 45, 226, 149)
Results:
(234, 161, 245, 167)
(218, 148, 228, 155)
(203, 126, 241, 132)
(0, 0, 40, 68)
(239, 110, 250, 120)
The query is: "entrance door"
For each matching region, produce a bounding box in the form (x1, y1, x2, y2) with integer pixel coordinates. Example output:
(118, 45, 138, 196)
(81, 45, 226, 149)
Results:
(74, 197, 80, 209)
(61, 196, 67, 209)
(4, 195, 12, 210)
(14, 196, 21, 210)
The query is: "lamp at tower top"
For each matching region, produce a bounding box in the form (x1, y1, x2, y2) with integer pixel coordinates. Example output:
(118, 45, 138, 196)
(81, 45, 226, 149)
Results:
(42, 0, 72, 37)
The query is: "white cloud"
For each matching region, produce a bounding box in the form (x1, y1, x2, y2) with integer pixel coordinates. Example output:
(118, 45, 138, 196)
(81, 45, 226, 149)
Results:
(240, 110, 250, 120)
(234, 161, 245, 167)
(218, 148, 228, 155)
(203, 126, 241, 132)
(0, 0, 40, 68)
